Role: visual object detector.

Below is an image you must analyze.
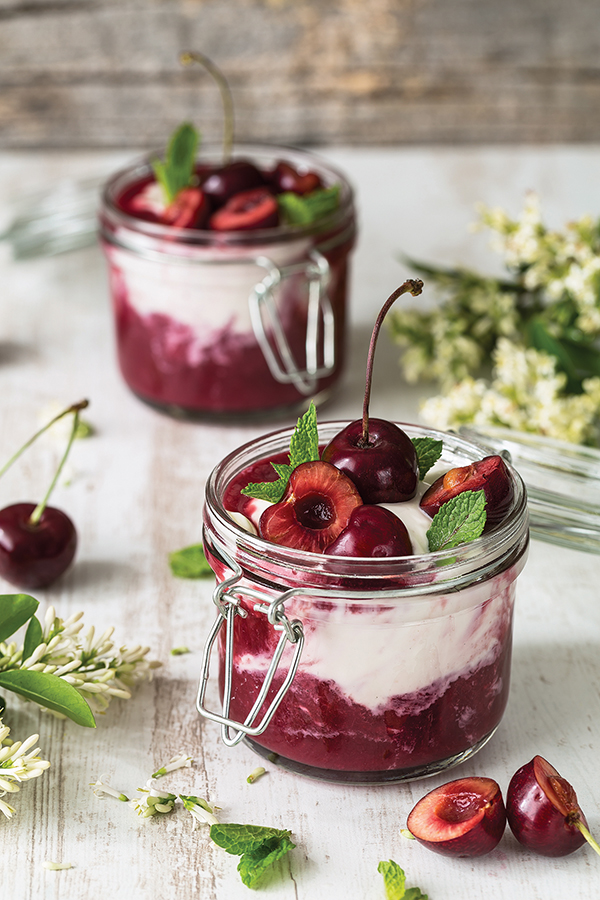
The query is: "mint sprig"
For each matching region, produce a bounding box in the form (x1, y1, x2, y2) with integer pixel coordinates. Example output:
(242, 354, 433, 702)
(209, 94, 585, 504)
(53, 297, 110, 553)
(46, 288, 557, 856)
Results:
(426, 489, 487, 552)
(152, 122, 199, 204)
(210, 823, 296, 889)
(241, 402, 319, 502)
(168, 543, 213, 579)
(278, 185, 340, 227)
(411, 437, 443, 480)
(377, 860, 428, 900)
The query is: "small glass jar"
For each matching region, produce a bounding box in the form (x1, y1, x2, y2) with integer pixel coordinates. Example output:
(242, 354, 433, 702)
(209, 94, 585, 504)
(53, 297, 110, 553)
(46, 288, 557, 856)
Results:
(198, 422, 529, 784)
(98, 145, 356, 422)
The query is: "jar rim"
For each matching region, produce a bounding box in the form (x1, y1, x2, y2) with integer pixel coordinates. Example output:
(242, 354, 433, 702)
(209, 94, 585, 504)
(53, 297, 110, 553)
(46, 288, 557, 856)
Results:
(99, 142, 356, 248)
(203, 420, 529, 595)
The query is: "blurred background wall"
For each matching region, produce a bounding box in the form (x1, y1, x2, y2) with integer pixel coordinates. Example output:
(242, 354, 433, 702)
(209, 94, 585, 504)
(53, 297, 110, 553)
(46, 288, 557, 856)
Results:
(1, 0, 599, 148)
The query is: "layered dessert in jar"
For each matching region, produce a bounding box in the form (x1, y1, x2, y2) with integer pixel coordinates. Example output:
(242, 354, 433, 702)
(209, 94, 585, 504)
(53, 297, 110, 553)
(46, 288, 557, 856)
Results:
(99, 138, 356, 421)
(199, 396, 529, 783)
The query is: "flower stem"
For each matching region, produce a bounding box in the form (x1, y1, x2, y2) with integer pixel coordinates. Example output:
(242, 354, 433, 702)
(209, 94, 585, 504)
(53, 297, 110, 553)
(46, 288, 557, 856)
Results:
(29, 402, 88, 526)
(180, 51, 235, 163)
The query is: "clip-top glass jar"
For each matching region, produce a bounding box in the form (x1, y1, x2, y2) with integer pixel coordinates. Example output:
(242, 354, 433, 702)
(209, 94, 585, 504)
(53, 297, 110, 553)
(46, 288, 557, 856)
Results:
(198, 422, 529, 784)
(98, 145, 356, 422)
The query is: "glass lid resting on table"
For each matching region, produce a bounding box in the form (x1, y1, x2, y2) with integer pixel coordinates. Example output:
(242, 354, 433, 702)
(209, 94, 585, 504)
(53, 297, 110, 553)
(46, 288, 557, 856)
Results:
(460, 425, 600, 555)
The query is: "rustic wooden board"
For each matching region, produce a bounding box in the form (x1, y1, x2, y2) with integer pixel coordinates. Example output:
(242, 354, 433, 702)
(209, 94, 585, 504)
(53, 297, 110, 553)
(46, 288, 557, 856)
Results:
(1, 0, 600, 147)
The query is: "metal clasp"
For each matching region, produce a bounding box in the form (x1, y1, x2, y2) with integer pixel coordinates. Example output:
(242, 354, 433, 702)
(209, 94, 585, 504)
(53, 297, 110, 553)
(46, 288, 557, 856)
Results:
(249, 250, 335, 396)
(196, 551, 305, 747)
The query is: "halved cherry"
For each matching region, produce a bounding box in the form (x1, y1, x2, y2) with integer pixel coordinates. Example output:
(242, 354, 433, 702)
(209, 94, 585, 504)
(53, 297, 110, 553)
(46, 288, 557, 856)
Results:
(163, 187, 211, 229)
(202, 160, 265, 206)
(209, 187, 279, 231)
(420, 455, 513, 529)
(270, 161, 323, 195)
(407, 776, 506, 858)
(259, 460, 362, 553)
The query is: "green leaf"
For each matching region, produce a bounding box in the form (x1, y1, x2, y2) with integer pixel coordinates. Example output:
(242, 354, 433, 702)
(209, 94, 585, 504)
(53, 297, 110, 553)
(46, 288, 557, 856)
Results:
(0, 670, 96, 727)
(168, 544, 213, 579)
(378, 860, 406, 899)
(210, 823, 296, 889)
(427, 489, 487, 552)
(22, 615, 43, 662)
(411, 437, 443, 480)
(152, 122, 199, 204)
(241, 402, 319, 501)
(404, 890, 428, 900)
(278, 185, 340, 227)
(0, 594, 39, 643)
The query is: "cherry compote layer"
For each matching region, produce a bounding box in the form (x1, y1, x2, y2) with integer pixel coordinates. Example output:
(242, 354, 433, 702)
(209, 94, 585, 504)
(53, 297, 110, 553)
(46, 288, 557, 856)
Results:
(203, 423, 529, 783)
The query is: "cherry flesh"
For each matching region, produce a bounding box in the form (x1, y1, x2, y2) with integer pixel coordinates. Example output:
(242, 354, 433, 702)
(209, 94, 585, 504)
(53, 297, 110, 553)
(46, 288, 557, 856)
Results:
(507, 756, 599, 857)
(324, 505, 413, 558)
(202, 160, 266, 207)
(0, 502, 77, 589)
(163, 187, 211, 229)
(259, 460, 362, 553)
(407, 776, 506, 858)
(420, 455, 514, 529)
(270, 161, 322, 195)
(209, 187, 279, 231)
(321, 281, 423, 504)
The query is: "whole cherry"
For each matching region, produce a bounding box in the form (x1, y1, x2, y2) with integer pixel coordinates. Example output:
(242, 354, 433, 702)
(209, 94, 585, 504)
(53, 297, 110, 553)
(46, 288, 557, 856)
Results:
(507, 756, 600, 858)
(0, 400, 88, 589)
(406, 776, 507, 858)
(270, 160, 322, 195)
(325, 505, 413, 558)
(322, 281, 422, 503)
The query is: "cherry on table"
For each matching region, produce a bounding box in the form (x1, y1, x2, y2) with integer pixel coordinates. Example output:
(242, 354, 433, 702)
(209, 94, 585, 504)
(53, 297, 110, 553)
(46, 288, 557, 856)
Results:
(507, 755, 600, 857)
(406, 776, 506, 858)
(325, 505, 413, 558)
(0, 502, 76, 589)
(420, 455, 514, 529)
(259, 460, 362, 553)
(210, 187, 279, 231)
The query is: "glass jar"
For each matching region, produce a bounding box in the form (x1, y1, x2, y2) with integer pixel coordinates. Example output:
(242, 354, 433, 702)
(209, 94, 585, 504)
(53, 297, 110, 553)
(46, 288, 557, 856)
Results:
(98, 145, 356, 422)
(198, 422, 529, 784)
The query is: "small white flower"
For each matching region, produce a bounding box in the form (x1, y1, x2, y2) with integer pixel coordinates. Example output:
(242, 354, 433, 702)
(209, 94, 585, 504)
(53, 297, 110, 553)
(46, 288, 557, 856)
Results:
(152, 753, 193, 779)
(90, 775, 129, 802)
(179, 794, 220, 828)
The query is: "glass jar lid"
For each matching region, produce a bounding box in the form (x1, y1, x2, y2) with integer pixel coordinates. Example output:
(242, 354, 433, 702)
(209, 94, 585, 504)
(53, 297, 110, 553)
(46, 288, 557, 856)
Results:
(460, 425, 600, 555)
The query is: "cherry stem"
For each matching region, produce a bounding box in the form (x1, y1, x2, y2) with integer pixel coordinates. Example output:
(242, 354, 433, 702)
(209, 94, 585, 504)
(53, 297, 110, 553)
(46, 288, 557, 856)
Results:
(180, 51, 234, 164)
(29, 403, 88, 527)
(575, 820, 600, 858)
(361, 279, 424, 445)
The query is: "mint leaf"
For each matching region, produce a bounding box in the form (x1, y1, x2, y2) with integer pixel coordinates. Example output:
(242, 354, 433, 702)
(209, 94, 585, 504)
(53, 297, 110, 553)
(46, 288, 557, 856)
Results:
(0, 593, 39, 643)
(427, 489, 487, 552)
(22, 615, 43, 662)
(169, 543, 213, 579)
(152, 122, 199, 204)
(210, 823, 295, 889)
(377, 860, 428, 900)
(411, 437, 443, 480)
(278, 185, 340, 226)
(241, 402, 319, 501)
(0, 670, 96, 727)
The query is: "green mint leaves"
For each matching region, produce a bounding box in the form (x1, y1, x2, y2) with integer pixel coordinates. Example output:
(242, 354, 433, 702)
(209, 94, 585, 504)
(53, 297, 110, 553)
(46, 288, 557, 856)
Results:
(152, 122, 199, 204)
(241, 402, 319, 502)
(377, 860, 428, 900)
(210, 823, 296, 889)
(426, 489, 487, 552)
(168, 543, 213, 579)
(278, 185, 340, 226)
(411, 437, 443, 480)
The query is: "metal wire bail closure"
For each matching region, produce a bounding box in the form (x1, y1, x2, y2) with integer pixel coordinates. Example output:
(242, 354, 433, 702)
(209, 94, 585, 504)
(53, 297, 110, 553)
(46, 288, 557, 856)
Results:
(196, 550, 305, 747)
(248, 250, 334, 396)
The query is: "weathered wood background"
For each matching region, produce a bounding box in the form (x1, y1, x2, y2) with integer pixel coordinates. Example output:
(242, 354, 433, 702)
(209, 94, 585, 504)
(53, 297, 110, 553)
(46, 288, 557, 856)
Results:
(1, 0, 599, 148)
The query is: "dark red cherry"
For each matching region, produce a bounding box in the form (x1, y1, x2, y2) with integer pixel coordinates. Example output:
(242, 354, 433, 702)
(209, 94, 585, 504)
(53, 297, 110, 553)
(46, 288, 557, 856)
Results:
(259, 460, 362, 554)
(507, 756, 600, 857)
(322, 419, 418, 504)
(420, 455, 513, 529)
(210, 187, 279, 231)
(324, 505, 413, 558)
(270, 161, 322, 195)
(202, 160, 265, 206)
(0, 502, 77, 589)
(407, 776, 506, 858)
(321, 281, 423, 504)
(162, 187, 211, 229)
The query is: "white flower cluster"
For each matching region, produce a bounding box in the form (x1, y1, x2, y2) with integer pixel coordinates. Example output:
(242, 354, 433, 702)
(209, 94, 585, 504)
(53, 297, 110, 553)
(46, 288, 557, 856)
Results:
(0, 606, 160, 716)
(0, 716, 50, 819)
(421, 338, 600, 444)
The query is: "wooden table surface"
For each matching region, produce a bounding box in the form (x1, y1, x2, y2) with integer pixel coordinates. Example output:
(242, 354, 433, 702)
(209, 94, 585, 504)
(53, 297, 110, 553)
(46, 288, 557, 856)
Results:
(1, 146, 599, 899)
